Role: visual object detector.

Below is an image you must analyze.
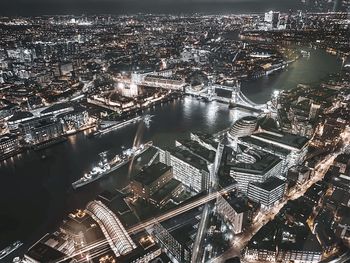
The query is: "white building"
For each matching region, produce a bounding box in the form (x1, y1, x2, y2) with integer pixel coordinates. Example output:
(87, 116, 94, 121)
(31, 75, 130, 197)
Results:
(230, 151, 283, 193)
(159, 148, 210, 193)
(247, 176, 286, 209)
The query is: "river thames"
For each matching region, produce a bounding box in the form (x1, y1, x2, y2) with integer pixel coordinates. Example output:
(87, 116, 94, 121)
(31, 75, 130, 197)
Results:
(0, 49, 342, 250)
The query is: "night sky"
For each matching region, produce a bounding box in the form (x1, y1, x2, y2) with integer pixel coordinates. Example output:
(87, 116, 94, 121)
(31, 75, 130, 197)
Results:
(1, 0, 303, 16)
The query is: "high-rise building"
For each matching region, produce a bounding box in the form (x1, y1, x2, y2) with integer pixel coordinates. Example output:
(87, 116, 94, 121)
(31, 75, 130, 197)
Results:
(264, 11, 280, 29)
(309, 103, 321, 120)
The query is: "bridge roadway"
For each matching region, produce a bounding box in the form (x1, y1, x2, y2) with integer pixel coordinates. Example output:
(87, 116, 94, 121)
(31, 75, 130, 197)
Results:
(126, 184, 237, 234)
(185, 85, 267, 112)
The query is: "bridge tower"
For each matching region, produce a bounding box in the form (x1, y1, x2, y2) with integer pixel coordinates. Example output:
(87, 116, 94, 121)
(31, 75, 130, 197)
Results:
(230, 80, 241, 104)
(207, 77, 215, 101)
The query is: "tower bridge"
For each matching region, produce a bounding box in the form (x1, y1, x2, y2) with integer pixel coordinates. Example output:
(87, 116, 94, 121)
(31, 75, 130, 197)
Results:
(186, 82, 267, 112)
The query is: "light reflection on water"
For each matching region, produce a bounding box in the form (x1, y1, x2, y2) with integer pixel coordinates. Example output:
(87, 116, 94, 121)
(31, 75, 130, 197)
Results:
(0, 48, 342, 249)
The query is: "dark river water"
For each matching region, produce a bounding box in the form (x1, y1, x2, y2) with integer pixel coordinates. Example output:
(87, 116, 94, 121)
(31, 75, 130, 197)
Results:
(0, 49, 342, 252)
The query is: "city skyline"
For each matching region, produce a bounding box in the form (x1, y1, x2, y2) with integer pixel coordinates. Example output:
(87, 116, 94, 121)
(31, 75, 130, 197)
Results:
(2, 0, 304, 15)
(0, 3, 349, 263)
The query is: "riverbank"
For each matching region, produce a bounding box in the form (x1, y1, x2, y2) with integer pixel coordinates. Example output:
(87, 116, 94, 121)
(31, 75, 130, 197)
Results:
(0, 48, 342, 254)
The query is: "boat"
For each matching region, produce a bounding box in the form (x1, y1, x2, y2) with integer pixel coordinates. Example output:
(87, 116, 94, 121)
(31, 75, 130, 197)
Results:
(301, 50, 311, 58)
(0, 241, 23, 260)
(143, 114, 152, 127)
(72, 141, 153, 189)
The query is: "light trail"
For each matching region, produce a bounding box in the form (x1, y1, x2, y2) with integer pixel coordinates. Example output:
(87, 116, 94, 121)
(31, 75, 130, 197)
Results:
(56, 184, 236, 263)
(127, 184, 236, 234)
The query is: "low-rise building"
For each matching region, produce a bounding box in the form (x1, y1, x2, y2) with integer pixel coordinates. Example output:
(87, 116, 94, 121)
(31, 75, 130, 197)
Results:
(229, 150, 283, 193)
(216, 193, 254, 234)
(0, 133, 20, 160)
(239, 130, 309, 174)
(131, 163, 173, 200)
(247, 176, 286, 209)
(19, 115, 63, 144)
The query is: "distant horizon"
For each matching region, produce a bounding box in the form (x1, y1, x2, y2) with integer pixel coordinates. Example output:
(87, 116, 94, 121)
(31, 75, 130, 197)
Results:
(1, 0, 304, 16)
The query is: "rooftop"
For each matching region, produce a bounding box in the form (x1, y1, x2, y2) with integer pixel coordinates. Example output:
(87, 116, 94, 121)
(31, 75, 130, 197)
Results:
(176, 139, 216, 163)
(230, 152, 282, 175)
(169, 147, 209, 172)
(133, 163, 172, 186)
(223, 193, 252, 214)
(151, 178, 181, 203)
(249, 176, 286, 192)
(0, 133, 17, 142)
(98, 189, 132, 216)
(191, 132, 219, 149)
(8, 111, 34, 122)
(25, 242, 70, 263)
(40, 102, 74, 115)
(252, 130, 309, 150)
(239, 135, 290, 156)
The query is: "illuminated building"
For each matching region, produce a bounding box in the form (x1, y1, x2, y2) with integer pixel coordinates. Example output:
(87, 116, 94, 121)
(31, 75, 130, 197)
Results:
(131, 163, 173, 200)
(143, 75, 185, 91)
(7, 111, 34, 131)
(24, 242, 73, 263)
(0, 133, 20, 159)
(229, 150, 283, 193)
(239, 130, 309, 173)
(159, 147, 210, 193)
(86, 200, 137, 257)
(116, 82, 139, 98)
(151, 222, 191, 263)
(247, 176, 286, 209)
(228, 116, 257, 139)
(19, 115, 63, 144)
(216, 193, 253, 234)
(58, 107, 89, 132)
(190, 132, 218, 152)
(40, 102, 75, 117)
(264, 11, 280, 29)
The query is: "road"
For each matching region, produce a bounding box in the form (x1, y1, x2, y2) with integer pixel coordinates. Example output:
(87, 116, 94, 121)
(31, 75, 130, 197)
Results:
(209, 127, 350, 263)
(191, 141, 224, 262)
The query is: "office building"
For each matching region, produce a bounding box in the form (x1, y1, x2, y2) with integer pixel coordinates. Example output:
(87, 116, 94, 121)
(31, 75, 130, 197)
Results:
(58, 107, 89, 132)
(151, 222, 192, 263)
(216, 193, 254, 234)
(131, 163, 173, 200)
(264, 11, 280, 29)
(229, 150, 283, 193)
(228, 116, 258, 139)
(159, 147, 210, 193)
(239, 130, 309, 173)
(247, 176, 286, 209)
(190, 132, 218, 152)
(7, 111, 35, 131)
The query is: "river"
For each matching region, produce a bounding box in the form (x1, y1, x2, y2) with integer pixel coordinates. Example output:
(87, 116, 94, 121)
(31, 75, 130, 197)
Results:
(0, 49, 342, 251)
